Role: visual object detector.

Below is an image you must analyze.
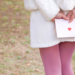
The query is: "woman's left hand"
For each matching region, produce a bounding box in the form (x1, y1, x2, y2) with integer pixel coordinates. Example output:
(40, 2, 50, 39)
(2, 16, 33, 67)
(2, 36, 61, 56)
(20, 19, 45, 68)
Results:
(67, 8, 75, 23)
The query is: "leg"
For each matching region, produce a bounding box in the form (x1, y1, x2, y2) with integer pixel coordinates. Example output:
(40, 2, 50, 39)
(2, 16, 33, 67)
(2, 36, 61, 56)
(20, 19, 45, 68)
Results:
(59, 42, 75, 75)
(39, 44, 62, 75)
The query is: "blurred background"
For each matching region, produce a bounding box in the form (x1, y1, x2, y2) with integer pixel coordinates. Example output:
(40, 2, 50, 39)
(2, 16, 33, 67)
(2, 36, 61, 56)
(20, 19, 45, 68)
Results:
(0, 0, 75, 75)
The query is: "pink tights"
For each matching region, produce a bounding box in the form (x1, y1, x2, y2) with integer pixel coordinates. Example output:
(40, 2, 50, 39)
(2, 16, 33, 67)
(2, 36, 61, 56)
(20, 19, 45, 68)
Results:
(39, 42, 75, 75)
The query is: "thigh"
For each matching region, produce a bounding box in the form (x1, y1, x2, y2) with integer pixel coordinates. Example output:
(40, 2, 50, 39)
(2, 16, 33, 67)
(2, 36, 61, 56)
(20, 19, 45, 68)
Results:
(59, 41, 75, 49)
(39, 44, 61, 75)
(39, 44, 61, 68)
(59, 42, 75, 61)
(59, 42, 75, 53)
(39, 44, 60, 59)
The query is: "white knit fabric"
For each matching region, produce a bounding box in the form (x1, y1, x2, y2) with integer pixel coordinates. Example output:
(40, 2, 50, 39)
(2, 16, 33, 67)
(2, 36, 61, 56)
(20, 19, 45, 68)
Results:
(24, 0, 75, 48)
(24, 0, 38, 11)
(55, 0, 75, 10)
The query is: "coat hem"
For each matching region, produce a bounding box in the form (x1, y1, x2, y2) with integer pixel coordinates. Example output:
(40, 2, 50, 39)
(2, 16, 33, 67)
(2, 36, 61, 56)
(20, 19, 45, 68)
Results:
(30, 40, 60, 48)
(30, 38, 75, 48)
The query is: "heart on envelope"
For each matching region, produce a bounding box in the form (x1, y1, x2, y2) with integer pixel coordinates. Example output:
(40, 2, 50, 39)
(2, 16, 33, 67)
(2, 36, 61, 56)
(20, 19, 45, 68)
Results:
(68, 28, 72, 31)
(55, 19, 75, 38)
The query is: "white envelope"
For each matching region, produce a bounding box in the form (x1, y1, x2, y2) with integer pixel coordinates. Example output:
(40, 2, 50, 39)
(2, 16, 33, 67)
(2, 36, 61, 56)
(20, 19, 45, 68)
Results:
(55, 19, 75, 38)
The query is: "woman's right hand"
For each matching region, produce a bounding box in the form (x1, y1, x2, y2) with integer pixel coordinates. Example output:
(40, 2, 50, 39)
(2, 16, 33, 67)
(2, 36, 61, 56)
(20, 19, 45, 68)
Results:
(52, 11, 69, 22)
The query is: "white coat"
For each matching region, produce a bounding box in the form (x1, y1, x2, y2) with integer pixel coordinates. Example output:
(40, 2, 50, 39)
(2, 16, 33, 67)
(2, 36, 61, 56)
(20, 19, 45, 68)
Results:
(24, 0, 75, 48)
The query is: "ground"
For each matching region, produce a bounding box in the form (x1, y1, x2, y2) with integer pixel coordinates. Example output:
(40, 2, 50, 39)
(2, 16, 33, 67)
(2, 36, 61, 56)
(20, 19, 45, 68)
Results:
(0, 0, 75, 75)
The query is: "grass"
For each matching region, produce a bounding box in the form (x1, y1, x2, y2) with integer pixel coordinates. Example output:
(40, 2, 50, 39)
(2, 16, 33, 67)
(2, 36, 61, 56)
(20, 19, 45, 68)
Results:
(0, 0, 75, 75)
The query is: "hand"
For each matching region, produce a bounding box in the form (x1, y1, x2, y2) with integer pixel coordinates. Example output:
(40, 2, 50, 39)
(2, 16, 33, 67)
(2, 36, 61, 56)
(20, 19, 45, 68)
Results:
(67, 8, 75, 23)
(52, 11, 69, 22)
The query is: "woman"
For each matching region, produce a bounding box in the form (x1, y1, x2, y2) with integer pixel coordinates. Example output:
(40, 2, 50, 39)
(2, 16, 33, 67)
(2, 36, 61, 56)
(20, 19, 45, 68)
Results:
(24, 0, 75, 75)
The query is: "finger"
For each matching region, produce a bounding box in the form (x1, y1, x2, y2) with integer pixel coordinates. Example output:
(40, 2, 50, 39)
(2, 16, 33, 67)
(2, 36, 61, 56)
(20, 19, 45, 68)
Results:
(51, 18, 55, 23)
(67, 11, 72, 18)
(73, 9, 75, 15)
(69, 14, 74, 23)
(52, 19, 55, 23)
(62, 14, 69, 20)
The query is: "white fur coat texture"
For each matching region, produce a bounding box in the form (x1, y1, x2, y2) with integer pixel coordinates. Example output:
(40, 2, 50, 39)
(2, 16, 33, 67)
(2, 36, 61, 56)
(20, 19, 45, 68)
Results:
(24, 0, 75, 48)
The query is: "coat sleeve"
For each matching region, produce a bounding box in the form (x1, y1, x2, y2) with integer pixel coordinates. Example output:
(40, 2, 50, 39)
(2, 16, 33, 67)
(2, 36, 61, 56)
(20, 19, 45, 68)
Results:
(55, 0, 75, 11)
(34, 0, 60, 21)
(24, 0, 38, 11)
